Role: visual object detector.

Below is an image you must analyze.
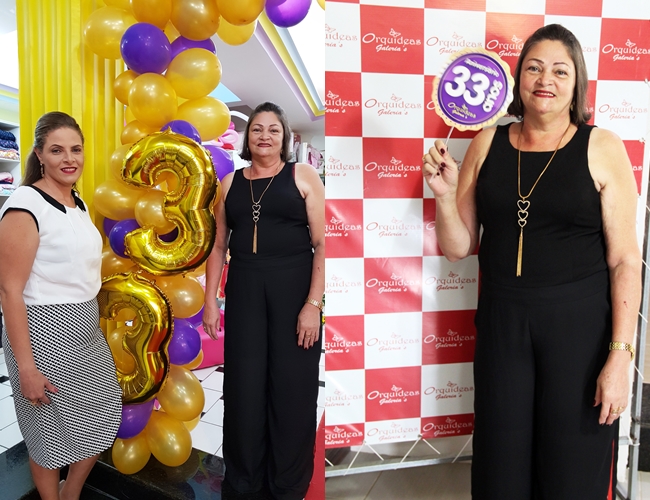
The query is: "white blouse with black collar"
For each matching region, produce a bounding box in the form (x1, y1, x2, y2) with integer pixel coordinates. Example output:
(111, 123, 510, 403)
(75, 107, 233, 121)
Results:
(0, 185, 103, 306)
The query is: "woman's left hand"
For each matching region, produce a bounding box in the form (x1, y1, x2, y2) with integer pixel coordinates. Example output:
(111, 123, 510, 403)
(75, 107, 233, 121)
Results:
(296, 304, 320, 349)
(594, 353, 631, 425)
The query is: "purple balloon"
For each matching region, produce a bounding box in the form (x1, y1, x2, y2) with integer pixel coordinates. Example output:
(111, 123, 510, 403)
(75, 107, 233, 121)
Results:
(168, 319, 202, 365)
(161, 120, 201, 143)
(265, 0, 311, 28)
(160, 227, 179, 242)
(186, 305, 205, 328)
(117, 400, 155, 439)
(170, 36, 216, 60)
(204, 145, 235, 181)
(103, 217, 117, 237)
(109, 219, 141, 258)
(121, 23, 171, 74)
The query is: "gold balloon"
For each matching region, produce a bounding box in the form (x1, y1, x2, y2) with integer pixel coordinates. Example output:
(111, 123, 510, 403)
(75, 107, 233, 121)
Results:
(183, 413, 201, 431)
(185, 261, 206, 278)
(145, 411, 192, 467)
(181, 349, 204, 370)
(128, 73, 178, 128)
(112, 434, 151, 475)
(101, 247, 137, 278)
(216, 18, 256, 46)
(125, 107, 137, 124)
(176, 97, 230, 141)
(155, 274, 205, 319)
(217, 0, 264, 26)
(94, 178, 146, 221)
(165, 48, 222, 100)
(135, 189, 177, 234)
(114, 70, 139, 106)
(157, 365, 205, 422)
(318, 0, 325, 9)
(110, 143, 134, 180)
(122, 132, 218, 275)
(121, 120, 158, 145)
(163, 20, 181, 43)
(99, 273, 173, 403)
(83, 6, 137, 59)
(170, 0, 221, 41)
(104, 0, 133, 10)
(107, 325, 137, 374)
(132, 0, 172, 29)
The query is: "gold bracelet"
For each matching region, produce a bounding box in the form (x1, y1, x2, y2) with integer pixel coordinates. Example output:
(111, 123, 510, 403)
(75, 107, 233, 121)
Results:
(609, 341, 635, 360)
(305, 298, 324, 311)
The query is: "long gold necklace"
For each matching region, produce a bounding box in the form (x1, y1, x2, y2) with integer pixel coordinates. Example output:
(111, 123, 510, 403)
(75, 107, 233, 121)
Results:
(249, 163, 282, 254)
(516, 122, 571, 276)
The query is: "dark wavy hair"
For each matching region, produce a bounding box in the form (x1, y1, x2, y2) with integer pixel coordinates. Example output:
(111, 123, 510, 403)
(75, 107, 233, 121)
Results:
(240, 102, 292, 162)
(22, 111, 85, 186)
(507, 24, 591, 125)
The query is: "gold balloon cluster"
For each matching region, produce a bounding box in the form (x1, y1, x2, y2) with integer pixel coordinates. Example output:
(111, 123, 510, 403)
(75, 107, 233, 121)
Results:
(97, 133, 215, 473)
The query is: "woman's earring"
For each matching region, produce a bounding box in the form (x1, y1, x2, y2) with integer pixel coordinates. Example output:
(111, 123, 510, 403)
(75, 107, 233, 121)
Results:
(40, 163, 44, 177)
(570, 103, 574, 112)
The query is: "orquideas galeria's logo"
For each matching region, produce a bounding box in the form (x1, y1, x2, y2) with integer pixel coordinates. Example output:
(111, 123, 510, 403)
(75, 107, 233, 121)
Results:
(325, 216, 362, 238)
(366, 332, 419, 352)
(325, 389, 363, 407)
(364, 156, 421, 178)
(422, 416, 473, 437)
(365, 218, 422, 238)
(364, 93, 422, 117)
(325, 90, 360, 114)
(424, 381, 474, 400)
(602, 38, 650, 61)
(426, 32, 483, 55)
(325, 333, 363, 354)
(425, 271, 477, 291)
(362, 28, 422, 53)
(486, 34, 524, 58)
(367, 384, 420, 405)
(327, 155, 361, 177)
(325, 273, 363, 294)
(366, 272, 420, 293)
(598, 99, 648, 120)
(423, 328, 475, 348)
(325, 23, 358, 47)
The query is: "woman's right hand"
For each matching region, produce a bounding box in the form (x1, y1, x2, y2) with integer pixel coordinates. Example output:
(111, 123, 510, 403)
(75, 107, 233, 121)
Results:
(202, 301, 221, 340)
(423, 139, 460, 199)
(19, 366, 57, 405)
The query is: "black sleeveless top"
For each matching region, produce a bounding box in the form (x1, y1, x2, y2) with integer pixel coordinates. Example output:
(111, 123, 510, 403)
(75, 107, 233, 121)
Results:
(476, 123, 607, 287)
(225, 162, 313, 264)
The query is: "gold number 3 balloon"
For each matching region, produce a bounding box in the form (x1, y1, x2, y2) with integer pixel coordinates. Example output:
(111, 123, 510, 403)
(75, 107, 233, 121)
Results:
(98, 272, 173, 403)
(122, 131, 220, 275)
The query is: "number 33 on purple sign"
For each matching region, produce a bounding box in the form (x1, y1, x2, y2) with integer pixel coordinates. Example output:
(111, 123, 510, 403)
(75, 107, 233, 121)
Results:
(432, 48, 515, 131)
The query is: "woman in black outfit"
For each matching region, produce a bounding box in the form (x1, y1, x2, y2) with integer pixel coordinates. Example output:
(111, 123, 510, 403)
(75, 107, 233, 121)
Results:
(203, 102, 324, 500)
(423, 25, 641, 499)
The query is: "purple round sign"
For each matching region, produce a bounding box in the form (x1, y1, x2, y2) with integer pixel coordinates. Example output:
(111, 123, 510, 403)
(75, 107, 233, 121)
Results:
(434, 49, 513, 131)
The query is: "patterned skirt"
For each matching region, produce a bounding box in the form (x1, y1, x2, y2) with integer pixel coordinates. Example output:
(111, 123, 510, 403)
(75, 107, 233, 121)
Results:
(1, 298, 122, 469)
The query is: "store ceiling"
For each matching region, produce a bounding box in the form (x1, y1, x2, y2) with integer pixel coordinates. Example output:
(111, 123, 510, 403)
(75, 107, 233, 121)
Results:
(0, 1, 324, 140)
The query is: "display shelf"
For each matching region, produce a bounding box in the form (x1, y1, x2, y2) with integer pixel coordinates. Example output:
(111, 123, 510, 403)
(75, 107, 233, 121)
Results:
(0, 120, 20, 205)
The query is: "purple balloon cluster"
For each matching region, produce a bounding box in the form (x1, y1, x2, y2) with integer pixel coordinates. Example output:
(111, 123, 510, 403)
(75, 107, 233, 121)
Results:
(120, 24, 217, 76)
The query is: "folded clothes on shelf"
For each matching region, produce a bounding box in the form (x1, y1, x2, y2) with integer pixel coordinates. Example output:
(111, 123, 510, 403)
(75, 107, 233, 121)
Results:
(0, 184, 16, 196)
(0, 147, 19, 160)
(0, 172, 13, 184)
(0, 130, 16, 142)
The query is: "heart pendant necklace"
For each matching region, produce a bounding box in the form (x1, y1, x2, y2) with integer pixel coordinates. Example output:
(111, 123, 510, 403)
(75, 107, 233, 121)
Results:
(516, 121, 571, 276)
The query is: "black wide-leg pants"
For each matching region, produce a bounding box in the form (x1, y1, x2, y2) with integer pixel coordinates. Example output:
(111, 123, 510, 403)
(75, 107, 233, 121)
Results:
(472, 270, 618, 500)
(223, 254, 321, 500)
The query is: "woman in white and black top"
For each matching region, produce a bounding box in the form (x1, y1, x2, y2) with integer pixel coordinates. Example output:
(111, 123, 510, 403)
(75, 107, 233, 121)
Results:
(0, 112, 122, 500)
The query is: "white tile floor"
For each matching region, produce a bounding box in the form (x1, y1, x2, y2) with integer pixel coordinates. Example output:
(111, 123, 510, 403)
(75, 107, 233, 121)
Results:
(0, 346, 325, 463)
(325, 463, 650, 499)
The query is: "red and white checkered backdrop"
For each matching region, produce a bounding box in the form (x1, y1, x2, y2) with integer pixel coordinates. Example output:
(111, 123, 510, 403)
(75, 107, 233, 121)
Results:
(324, 0, 650, 452)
